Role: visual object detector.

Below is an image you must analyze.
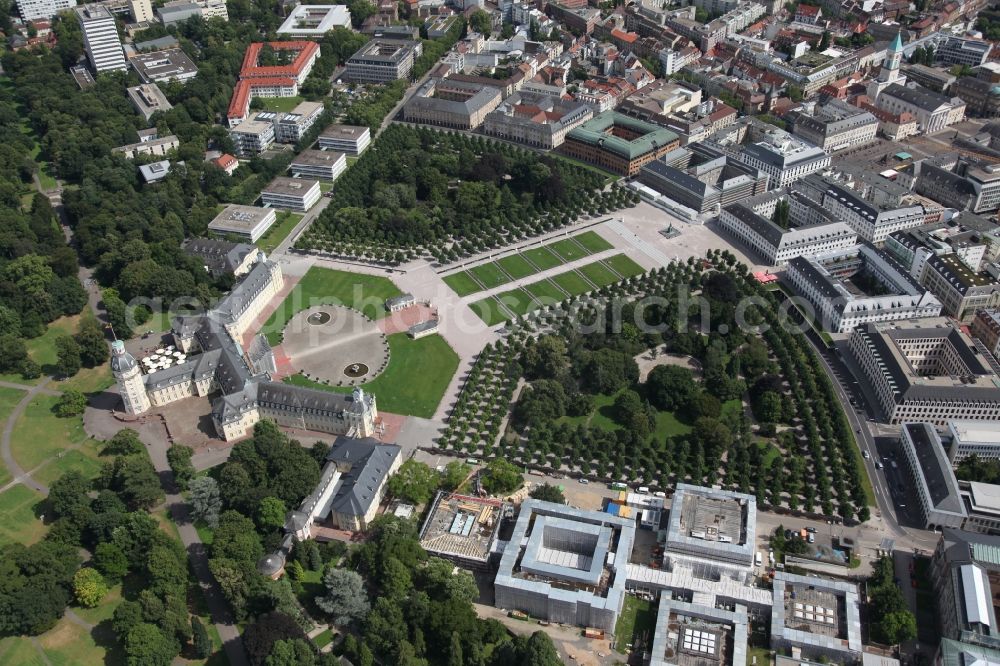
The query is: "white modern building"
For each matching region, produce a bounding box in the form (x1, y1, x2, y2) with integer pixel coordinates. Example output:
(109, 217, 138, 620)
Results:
(277, 4, 351, 36)
(771, 572, 863, 663)
(208, 204, 278, 243)
(290, 150, 347, 181)
(664, 484, 757, 568)
(736, 129, 831, 189)
(16, 0, 76, 21)
(230, 115, 276, 157)
(274, 101, 325, 144)
(261, 177, 321, 211)
(76, 4, 127, 73)
(317, 124, 371, 155)
(947, 421, 1000, 464)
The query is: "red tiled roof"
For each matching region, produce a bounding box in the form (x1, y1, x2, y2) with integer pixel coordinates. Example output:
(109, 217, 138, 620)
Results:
(214, 154, 237, 169)
(227, 77, 297, 119)
(239, 41, 319, 80)
(796, 5, 820, 15)
(611, 28, 637, 43)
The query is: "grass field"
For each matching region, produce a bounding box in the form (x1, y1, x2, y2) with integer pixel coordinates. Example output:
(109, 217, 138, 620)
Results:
(262, 267, 402, 344)
(442, 271, 482, 297)
(0, 635, 47, 665)
(496, 254, 536, 280)
(256, 211, 303, 254)
(614, 595, 655, 653)
(257, 95, 305, 112)
(10, 394, 90, 473)
(31, 438, 104, 488)
(468, 297, 508, 326)
(551, 270, 592, 296)
(559, 388, 692, 442)
(604, 254, 645, 278)
(286, 332, 459, 417)
(0, 485, 46, 546)
(524, 279, 566, 304)
(468, 262, 511, 290)
(495, 288, 536, 317)
(521, 246, 563, 271)
(578, 261, 621, 288)
(574, 230, 613, 253)
(548, 237, 589, 262)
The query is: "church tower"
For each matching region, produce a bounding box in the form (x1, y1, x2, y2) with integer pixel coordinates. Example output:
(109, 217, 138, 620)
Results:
(111, 340, 150, 415)
(878, 32, 904, 83)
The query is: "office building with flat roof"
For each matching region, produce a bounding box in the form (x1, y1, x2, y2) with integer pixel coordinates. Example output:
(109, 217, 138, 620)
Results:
(561, 111, 680, 177)
(650, 599, 748, 666)
(900, 423, 968, 530)
(930, 528, 1000, 647)
(76, 4, 127, 73)
(277, 4, 351, 35)
(113, 132, 179, 159)
(129, 47, 198, 84)
(345, 39, 420, 83)
(947, 420, 1000, 464)
(274, 100, 325, 144)
(771, 572, 862, 663)
(494, 499, 635, 632)
(127, 83, 172, 120)
(664, 484, 756, 568)
(208, 204, 277, 243)
(289, 150, 346, 181)
(317, 124, 370, 155)
(230, 115, 276, 157)
(848, 318, 1000, 424)
(736, 128, 831, 189)
(261, 177, 321, 211)
(960, 482, 1000, 536)
(785, 245, 942, 332)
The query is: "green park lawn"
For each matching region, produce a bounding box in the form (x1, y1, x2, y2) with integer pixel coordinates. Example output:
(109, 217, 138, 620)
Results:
(604, 254, 645, 278)
(548, 237, 589, 262)
(614, 595, 655, 653)
(257, 95, 305, 112)
(468, 262, 511, 290)
(521, 246, 564, 271)
(559, 388, 692, 442)
(495, 288, 536, 317)
(495, 254, 537, 280)
(524, 279, 566, 305)
(262, 267, 402, 344)
(551, 270, 592, 296)
(574, 230, 613, 253)
(442, 271, 483, 297)
(10, 394, 90, 472)
(468, 297, 508, 326)
(286, 333, 459, 418)
(31, 438, 104, 488)
(256, 211, 304, 254)
(0, 635, 47, 665)
(0, 387, 26, 485)
(578, 260, 621, 288)
(0, 484, 46, 546)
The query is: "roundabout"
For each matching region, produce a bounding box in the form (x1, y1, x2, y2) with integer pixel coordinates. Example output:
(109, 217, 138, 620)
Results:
(280, 306, 389, 386)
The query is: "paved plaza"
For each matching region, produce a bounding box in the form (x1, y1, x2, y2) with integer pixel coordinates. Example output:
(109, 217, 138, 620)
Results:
(278, 305, 389, 386)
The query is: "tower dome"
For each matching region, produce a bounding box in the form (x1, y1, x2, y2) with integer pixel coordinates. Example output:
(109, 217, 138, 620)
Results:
(110, 340, 138, 374)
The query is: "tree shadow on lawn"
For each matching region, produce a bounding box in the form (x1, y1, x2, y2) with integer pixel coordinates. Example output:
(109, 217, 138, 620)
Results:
(91, 619, 126, 666)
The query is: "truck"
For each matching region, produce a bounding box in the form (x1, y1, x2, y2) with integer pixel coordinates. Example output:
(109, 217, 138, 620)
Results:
(583, 628, 605, 639)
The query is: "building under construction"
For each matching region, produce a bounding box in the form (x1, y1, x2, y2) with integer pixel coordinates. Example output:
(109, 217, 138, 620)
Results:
(418, 492, 509, 569)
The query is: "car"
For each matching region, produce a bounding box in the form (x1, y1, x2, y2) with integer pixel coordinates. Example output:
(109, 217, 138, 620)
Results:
(863, 451, 870, 459)
(805, 527, 817, 533)
(579, 479, 589, 484)
(876, 462, 884, 469)
(807, 534, 815, 543)
(784, 529, 793, 539)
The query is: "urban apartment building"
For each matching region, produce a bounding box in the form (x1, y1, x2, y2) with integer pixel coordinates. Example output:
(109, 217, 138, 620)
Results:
(208, 204, 277, 243)
(76, 4, 126, 73)
(261, 177, 321, 211)
(483, 93, 594, 149)
(920, 253, 1000, 320)
(229, 114, 276, 157)
(345, 39, 420, 83)
(289, 150, 347, 181)
(972, 309, 1000, 357)
(822, 181, 927, 245)
(877, 83, 966, 133)
(848, 318, 1000, 424)
(937, 36, 992, 68)
(917, 158, 1000, 214)
(113, 130, 179, 159)
(898, 423, 968, 530)
(786, 245, 942, 332)
(17, 0, 76, 21)
(317, 124, 370, 155)
(560, 112, 679, 177)
(403, 79, 503, 130)
(786, 98, 878, 153)
(227, 41, 320, 126)
(637, 144, 768, 215)
(717, 192, 857, 266)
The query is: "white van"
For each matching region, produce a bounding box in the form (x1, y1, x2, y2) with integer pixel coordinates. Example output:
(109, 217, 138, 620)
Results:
(755, 552, 763, 567)
(638, 486, 650, 494)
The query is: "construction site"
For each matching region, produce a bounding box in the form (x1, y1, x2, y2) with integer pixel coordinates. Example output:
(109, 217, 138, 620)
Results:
(419, 492, 509, 568)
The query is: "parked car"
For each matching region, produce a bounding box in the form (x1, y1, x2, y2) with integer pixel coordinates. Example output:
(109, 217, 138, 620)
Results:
(805, 527, 817, 533)
(579, 479, 589, 485)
